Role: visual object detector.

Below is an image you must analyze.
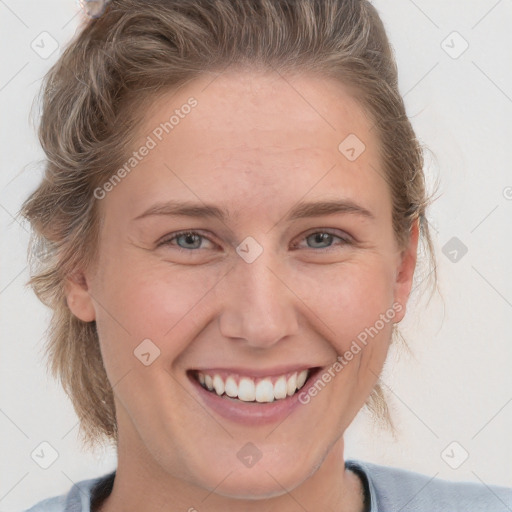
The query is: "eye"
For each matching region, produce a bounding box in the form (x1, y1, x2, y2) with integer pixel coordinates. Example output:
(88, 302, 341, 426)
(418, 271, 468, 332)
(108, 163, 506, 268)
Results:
(156, 228, 353, 253)
(294, 229, 353, 250)
(157, 231, 215, 251)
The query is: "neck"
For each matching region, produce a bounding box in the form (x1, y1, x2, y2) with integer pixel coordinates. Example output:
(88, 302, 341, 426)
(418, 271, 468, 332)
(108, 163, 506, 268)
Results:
(97, 435, 364, 512)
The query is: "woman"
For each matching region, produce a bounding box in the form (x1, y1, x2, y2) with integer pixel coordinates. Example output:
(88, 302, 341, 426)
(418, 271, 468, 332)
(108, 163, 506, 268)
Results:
(21, 0, 511, 511)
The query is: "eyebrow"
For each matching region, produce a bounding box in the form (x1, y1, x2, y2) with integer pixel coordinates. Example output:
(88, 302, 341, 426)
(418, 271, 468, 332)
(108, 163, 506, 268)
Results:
(132, 199, 375, 223)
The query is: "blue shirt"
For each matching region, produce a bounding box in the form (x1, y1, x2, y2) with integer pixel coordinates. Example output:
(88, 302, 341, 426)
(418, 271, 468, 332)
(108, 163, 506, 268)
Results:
(24, 459, 512, 511)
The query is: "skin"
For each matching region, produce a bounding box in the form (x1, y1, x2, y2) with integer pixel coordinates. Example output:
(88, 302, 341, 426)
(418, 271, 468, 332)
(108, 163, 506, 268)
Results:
(66, 69, 419, 512)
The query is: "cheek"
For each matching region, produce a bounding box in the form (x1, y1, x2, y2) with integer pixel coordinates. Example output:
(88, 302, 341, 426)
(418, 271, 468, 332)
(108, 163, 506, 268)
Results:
(91, 256, 222, 371)
(297, 258, 397, 345)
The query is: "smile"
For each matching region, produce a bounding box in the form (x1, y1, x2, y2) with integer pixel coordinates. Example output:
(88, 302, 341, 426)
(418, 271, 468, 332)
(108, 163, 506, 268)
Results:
(192, 369, 313, 403)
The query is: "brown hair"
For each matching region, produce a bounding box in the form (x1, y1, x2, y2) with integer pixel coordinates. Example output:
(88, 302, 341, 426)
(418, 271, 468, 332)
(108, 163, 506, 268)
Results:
(21, 0, 436, 447)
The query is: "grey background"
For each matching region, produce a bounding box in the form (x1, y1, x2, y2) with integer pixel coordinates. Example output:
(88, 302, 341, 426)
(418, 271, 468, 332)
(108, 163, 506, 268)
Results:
(1, 0, 511, 510)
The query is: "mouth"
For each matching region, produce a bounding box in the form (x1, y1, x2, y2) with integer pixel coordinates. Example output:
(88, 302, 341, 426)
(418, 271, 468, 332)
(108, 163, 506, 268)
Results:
(189, 367, 320, 404)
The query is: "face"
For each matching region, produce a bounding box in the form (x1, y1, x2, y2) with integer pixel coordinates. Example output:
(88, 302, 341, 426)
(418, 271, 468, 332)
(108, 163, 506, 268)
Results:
(67, 69, 418, 498)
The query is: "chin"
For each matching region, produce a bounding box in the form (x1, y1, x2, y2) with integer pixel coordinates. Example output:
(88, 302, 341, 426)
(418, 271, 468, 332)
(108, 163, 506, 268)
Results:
(180, 457, 314, 500)
(204, 470, 307, 500)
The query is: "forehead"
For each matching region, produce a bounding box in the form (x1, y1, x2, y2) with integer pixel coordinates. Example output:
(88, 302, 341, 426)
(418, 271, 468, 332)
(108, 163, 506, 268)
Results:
(143, 69, 376, 152)
(106, 69, 389, 221)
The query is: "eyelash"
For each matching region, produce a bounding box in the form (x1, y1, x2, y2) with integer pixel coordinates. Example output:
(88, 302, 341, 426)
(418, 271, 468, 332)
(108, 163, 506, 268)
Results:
(157, 229, 353, 252)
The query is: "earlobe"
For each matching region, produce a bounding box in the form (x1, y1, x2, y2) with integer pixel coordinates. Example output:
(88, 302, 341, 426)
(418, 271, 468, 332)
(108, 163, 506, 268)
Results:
(65, 271, 96, 322)
(393, 219, 420, 323)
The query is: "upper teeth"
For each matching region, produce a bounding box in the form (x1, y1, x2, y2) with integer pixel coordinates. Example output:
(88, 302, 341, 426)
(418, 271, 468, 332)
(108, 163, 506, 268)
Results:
(197, 370, 309, 403)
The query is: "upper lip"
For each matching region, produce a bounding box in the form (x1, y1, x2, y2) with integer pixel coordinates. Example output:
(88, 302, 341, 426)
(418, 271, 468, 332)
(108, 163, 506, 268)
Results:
(189, 365, 320, 379)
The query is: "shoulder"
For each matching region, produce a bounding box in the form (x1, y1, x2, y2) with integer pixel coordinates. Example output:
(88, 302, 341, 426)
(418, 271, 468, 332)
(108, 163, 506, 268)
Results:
(348, 459, 512, 512)
(23, 494, 67, 512)
(23, 473, 113, 512)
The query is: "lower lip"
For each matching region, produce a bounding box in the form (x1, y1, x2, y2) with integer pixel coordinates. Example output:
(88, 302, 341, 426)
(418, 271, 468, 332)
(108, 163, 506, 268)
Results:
(188, 369, 321, 426)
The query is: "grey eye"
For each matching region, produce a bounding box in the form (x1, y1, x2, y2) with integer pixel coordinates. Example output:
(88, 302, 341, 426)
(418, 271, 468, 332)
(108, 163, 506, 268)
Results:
(306, 232, 335, 248)
(175, 233, 203, 250)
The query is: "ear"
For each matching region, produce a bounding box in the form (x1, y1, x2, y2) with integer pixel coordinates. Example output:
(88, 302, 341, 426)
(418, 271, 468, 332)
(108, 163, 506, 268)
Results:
(392, 218, 420, 323)
(65, 270, 96, 322)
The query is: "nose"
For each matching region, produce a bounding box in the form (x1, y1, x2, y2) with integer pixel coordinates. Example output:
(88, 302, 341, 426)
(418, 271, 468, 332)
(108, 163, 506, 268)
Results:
(218, 250, 299, 349)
